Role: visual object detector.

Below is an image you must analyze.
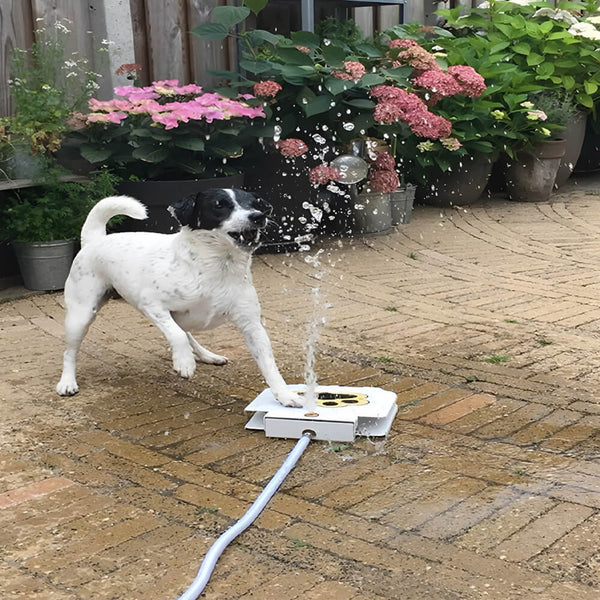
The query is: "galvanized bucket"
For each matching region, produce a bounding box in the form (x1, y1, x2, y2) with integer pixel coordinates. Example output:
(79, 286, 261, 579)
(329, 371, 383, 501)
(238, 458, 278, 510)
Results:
(12, 240, 76, 291)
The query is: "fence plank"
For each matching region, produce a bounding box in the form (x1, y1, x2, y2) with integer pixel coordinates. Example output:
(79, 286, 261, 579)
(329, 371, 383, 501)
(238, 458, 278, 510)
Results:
(31, 0, 94, 60)
(145, 0, 189, 83)
(0, 0, 34, 117)
(188, 0, 232, 88)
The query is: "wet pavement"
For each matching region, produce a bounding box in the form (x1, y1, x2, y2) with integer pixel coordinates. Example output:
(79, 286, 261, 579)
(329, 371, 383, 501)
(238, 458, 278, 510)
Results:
(2, 174, 600, 599)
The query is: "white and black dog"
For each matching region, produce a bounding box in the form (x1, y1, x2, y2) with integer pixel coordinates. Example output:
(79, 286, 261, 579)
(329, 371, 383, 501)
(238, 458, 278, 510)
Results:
(56, 188, 303, 407)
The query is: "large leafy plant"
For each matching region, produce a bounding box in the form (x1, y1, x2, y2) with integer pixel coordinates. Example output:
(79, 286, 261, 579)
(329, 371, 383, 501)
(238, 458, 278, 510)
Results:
(193, 6, 490, 184)
(69, 79, 266, 180)
(438, 0, 600, 111)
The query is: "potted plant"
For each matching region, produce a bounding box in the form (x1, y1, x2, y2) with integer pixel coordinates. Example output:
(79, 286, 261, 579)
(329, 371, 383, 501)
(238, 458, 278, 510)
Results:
(68, 79, 267, 233)
(0, 169, 117, 290)
(5, 19, 101, 178)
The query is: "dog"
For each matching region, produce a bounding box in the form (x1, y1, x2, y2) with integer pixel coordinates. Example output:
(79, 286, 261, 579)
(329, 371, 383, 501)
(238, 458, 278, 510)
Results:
(56, 188, 303, 407)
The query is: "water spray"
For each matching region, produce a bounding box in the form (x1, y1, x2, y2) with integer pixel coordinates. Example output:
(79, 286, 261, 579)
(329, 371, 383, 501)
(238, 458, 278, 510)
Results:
(175, 155, 393, 598)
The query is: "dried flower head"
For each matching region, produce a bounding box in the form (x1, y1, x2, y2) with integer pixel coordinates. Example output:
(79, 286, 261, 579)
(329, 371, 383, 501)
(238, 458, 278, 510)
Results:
(276, 138, 309, 157)
(309, 164, 341, 185)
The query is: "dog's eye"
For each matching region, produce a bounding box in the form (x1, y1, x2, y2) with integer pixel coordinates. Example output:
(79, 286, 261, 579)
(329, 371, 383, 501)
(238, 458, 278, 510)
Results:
(214, 200, 223, 209)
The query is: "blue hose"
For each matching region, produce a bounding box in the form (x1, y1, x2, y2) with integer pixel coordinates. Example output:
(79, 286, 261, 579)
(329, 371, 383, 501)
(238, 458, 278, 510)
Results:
(176, 432, 313, 600)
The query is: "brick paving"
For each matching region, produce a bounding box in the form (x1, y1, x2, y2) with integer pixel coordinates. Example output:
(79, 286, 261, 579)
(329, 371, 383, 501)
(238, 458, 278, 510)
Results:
(2, 175, 600, 599)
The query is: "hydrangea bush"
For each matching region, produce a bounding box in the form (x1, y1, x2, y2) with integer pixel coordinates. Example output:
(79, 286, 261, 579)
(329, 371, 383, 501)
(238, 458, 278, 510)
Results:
(70, 79, 266, 180)
(194, 7, 490, 186)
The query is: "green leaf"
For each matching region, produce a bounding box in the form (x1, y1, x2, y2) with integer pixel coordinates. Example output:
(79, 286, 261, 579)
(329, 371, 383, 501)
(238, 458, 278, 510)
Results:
(343, 98, 376, 109)
(584, 81, 598, 95)
(562, 74, 575, 90)
(277, 64, 314, 85)
(192, 23, 229, 41)
(247, 29, 281, 46)
(303, 94, 333, 117)
(239, 59, 276, 75)
(381, 66, 412, 83)
(535, 62, 554, 78)
(526, 52, 544, 66)
(276, 47, 314, 66)
(174, 138, 206, 151)
(290, 31, 320, 50)
(576, 92, 594, 108)
(513, 42, 531, 55)
(212, 6, 250, 29)
(321, 45, 348, 67)
(359, 72, 386, 87)
(80, 143, 112, 164)
(132, 145, 169, 163)
(243, 0, 268, 15)
(324, 76, 355, 96)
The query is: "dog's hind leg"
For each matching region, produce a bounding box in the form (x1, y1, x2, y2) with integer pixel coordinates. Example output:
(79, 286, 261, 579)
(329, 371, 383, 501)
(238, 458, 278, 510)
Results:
(56, 284, 110, 396)
(186, 333, 228, 366)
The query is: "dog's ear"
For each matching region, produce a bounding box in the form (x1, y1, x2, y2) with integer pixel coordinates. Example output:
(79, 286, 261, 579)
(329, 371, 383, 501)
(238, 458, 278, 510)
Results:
(169, 194, 197, 226)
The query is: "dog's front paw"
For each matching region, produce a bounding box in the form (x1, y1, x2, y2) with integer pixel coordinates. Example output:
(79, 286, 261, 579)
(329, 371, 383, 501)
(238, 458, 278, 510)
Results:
(173, 353, 196, 379)
(273, 388, 304, 408)
(56, 378, 79, 396)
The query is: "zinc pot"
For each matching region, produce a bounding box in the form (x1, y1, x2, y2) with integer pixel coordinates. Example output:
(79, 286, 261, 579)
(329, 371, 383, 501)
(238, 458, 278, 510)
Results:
(554, 111, 587, 188)
(506, 139, 566, 202)
(416, 153, 496, 207)
(117, 175, 244, 234)
(574, 120, 600, 174)
(390, 184, 416, 225)
(353, 192, 392, 235)
(12, 239, 76, 291)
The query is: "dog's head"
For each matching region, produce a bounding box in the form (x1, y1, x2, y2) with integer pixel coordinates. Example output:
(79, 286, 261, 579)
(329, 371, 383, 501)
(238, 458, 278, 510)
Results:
(169, 188, 272, 247)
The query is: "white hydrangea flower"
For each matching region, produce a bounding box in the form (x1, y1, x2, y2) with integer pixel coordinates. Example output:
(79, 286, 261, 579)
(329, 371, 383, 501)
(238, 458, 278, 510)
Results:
(586, 15, 600, 24)
(533, 8, 579, 25)
(568, 21, 600, 40)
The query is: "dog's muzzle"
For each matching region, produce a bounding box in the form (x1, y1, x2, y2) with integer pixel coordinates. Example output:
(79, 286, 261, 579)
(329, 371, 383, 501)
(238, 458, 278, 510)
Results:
(229, 211, 267, 247)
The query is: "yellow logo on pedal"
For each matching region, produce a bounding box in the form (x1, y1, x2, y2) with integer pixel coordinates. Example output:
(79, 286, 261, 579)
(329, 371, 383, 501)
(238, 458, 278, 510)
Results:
(298, 391, 369, 408)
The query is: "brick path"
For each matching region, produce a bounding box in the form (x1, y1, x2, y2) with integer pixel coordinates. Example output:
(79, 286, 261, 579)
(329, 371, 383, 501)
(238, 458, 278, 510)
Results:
(2, 175, 600, 599)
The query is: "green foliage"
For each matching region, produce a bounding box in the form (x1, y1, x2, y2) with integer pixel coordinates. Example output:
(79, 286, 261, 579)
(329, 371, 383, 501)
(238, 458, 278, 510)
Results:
(0, 168, 118, 243)
(8, 20, 101, 155)
(437, 0, 600, 110)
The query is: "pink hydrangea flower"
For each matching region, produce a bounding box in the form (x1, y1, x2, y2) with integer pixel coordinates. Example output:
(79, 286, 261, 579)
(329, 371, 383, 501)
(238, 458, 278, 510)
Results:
(389, 38, 420, 50)
(396, 46, 441, 72)
(276, 138, 309, 158)
(369, 169, 400, 193)
(309, 164, 341, 185)
(408, 111, 453, 139)
(332, 61, 366, 82)
(413, 70, 463, 100)
(372, 152, 396, 171)
(447, 65, 486, 98)
(86, 111, 128, 124)
(253, 80, 282, 98)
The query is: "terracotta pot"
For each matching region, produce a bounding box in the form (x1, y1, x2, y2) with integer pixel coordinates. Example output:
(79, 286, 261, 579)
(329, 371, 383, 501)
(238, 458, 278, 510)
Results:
(506, 139, 566, 202)
(416, 153, 496, 207)
(555, 111, 587, 187)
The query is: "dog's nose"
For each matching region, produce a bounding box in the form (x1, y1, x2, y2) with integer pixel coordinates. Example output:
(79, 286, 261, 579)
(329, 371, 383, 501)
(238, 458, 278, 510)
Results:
(249, 211, 267, 226)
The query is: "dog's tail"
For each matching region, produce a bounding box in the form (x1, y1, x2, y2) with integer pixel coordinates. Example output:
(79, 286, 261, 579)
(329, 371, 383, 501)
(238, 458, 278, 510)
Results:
(80, 195, 147, 247)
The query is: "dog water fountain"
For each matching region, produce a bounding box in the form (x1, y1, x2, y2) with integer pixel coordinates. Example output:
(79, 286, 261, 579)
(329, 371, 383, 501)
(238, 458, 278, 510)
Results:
(245, 384, 398, 442)
(176, 384, 397, 600)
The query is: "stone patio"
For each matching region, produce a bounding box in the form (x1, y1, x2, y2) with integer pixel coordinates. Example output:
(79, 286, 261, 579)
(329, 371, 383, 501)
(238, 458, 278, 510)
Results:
(2, 174, 600, 599)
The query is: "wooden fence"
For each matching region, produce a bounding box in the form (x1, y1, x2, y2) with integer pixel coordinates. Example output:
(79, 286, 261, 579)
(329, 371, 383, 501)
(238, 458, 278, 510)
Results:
(0, 0, 475, 118)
